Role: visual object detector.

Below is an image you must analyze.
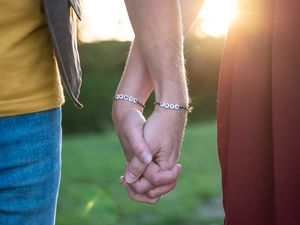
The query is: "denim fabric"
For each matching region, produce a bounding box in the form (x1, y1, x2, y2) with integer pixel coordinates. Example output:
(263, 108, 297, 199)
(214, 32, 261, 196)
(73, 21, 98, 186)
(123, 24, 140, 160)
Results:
(0, 108, 62, 225)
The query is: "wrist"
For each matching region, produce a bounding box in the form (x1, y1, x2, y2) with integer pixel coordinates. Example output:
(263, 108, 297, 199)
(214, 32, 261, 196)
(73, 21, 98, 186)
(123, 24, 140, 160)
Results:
(154, 82, 189, 106)
(117, 80, 154, 102)
(112, 93, 145, 114)
(112, 99, 144, 131)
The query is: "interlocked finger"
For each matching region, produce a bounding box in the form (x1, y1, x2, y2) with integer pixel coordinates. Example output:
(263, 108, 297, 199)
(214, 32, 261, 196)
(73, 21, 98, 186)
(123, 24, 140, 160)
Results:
(123, 182, 160, 204)
(147, 181, 177, 198)
(143, 163, 181, 186)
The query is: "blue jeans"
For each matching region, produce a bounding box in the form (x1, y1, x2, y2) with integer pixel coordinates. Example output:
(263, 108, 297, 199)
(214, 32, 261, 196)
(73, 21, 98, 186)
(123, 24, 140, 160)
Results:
(0, 108, 62, 225)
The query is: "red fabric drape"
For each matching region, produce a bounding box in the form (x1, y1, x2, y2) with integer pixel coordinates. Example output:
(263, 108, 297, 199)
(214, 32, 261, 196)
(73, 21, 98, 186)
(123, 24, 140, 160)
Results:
(217, 1, 300, 224)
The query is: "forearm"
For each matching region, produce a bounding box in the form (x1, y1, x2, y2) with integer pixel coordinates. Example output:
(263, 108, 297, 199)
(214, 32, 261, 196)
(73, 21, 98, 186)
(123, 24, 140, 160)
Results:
(115, 41, 153, 105)
(118, 0, 203, 104)
(125, 0, 186, 104)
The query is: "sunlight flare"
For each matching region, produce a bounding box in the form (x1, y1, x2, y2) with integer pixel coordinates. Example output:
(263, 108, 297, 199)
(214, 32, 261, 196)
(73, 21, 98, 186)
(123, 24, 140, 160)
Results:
(198, 0, 237, 37)
(79, 0, 237, 42)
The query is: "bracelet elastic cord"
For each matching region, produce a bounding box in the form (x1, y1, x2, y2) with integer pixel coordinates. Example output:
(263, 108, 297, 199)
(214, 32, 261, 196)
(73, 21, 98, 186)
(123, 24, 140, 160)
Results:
(154, 102, 192, 112)
(114, 94, 145, 108)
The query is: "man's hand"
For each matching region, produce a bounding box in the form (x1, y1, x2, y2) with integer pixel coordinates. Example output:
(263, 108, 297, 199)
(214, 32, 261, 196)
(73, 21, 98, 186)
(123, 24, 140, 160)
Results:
(144, 108, 187, 170)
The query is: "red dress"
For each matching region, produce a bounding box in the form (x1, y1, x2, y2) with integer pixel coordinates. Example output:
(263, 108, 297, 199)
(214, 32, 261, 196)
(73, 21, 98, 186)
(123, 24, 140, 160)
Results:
(217, 0, 300, 224)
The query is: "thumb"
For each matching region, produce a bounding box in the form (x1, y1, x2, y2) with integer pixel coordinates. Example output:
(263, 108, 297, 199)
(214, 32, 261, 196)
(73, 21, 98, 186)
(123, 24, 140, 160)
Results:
(124, 124, 152, 184)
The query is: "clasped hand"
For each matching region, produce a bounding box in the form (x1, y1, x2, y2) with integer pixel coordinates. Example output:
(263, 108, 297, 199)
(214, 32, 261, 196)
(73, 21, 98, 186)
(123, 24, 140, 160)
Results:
(112, 101, 186, 204)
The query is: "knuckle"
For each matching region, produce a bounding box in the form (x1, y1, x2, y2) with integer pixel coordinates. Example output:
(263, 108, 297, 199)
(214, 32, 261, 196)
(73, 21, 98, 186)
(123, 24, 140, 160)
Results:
(131, 183, 143, 194)
(127, 164, 142, 176)
(150, 175, 160, 186)
(148, 191, 157, 199)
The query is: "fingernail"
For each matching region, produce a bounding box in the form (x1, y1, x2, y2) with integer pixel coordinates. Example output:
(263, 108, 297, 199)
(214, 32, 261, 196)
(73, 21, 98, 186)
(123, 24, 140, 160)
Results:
(140, 152, 152, 163)
(119, 176, 125, 184)
(125, 171, 137, 183)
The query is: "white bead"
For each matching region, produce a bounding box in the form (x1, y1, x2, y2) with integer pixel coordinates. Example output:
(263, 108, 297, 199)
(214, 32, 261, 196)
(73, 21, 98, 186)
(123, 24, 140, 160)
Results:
(114, 93, 144, 108)
(164, 103, 170, 109)
(160, 102, 165, 107)
(170, 104, 175, 109)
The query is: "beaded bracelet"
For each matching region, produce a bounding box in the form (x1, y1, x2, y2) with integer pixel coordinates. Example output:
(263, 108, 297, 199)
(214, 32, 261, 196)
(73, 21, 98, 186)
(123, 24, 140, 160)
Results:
(113, 94, 145, 108)
(154, 101, 192, 112)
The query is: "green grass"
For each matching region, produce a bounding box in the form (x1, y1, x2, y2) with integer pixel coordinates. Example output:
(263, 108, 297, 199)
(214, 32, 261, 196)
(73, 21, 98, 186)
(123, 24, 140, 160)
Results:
(56, 121, 223, 225)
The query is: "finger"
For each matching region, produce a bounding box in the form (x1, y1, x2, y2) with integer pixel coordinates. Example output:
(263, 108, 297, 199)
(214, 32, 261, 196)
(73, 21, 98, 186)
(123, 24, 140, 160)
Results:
(119, 176, 125, 184)
(123, 114, 153, 183)
(128, 163, 181, 194)
(123, 182, 160, 204)
(125, 156, 149, 183)
(129, 176, 154, 194)
(130, 176, 177, 195)
(147, 181, 177, 199)
(144, 163, 181, 186)
(124, 111, 152, 164)
(118, 133, 135, 161)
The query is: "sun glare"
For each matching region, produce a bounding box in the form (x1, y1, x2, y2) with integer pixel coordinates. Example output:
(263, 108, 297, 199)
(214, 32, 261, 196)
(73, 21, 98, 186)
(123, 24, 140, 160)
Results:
(198, 0, 237, 37)
(79, 0, 237, 42)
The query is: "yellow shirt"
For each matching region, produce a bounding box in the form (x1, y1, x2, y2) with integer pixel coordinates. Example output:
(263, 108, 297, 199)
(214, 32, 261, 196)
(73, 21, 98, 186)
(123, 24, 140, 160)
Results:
(0, 0, 64, 117)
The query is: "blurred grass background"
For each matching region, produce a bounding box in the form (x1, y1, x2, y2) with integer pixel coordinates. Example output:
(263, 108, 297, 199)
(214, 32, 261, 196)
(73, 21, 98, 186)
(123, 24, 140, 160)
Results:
(57, 26, 225, 225)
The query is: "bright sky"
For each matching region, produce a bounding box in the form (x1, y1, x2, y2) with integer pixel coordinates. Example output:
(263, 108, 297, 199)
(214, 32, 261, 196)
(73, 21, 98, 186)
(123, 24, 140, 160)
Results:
(79, 0, 237, 43)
